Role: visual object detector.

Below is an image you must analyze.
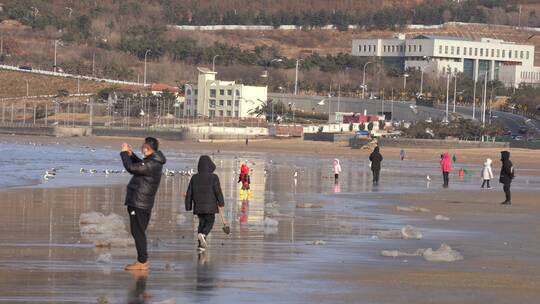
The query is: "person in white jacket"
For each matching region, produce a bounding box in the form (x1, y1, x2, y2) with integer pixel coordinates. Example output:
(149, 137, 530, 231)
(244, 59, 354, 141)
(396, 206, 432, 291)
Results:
(333, 159, 342, 184)
(481, 158, 494, 189)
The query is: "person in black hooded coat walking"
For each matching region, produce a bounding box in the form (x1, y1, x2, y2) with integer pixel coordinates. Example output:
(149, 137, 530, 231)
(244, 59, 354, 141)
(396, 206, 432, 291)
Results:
(369, 146, 383, 185)
(185, 155, 225, 252)
(499, 150, 515, 205)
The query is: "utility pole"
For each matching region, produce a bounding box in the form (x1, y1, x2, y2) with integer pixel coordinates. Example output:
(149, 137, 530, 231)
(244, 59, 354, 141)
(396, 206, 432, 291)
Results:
(362, 61, 372, 99)
(53, 40, 58, 72)
(453, 74, 457, 113)
(294, 58, 302, 95)
(143, 49, 151, 86)
(482, 72, 488, 129)
(445, 72, 450, 123)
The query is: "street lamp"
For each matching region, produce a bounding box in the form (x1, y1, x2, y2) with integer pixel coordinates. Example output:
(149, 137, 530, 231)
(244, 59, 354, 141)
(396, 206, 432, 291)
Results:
(482, 71, 488, 129)
(143, 49, 151, 86)
(403, 73, 409, 90)
(419, 56, 431, 97)
(53, 39, 60, 72)
(362, 61, 372, 99)
(212, 55, 220, 72)
(445, 67, 451, 123)
(294, 58, 304, 95)
(453, 74, 458, 113)
(261, 58, 283, 78)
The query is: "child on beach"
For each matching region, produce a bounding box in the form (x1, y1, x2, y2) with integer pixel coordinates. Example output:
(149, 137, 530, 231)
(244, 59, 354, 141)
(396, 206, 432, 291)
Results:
(333, 159, 342, 184)
(400, 149, 406, 161)
(481, 158, 494, 189)
(440, 152, 452, 188)
(238, 163, 251, 191)
(185, 155, 225, 252)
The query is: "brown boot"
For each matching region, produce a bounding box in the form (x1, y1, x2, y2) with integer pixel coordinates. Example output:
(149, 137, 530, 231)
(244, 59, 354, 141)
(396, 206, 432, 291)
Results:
(125, 261, 149, 271)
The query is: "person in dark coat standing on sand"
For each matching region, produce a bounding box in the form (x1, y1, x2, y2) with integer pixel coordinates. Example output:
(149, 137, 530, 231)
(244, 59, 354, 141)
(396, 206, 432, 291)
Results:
(120, 137, 166, 271)
(185, 155, 225, 252)
(499, 151, 515, 205)
(369, 146, 383, 185)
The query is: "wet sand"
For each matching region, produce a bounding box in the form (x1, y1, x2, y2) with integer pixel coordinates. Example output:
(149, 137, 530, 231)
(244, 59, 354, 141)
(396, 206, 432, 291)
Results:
(1, 135, 540, 303)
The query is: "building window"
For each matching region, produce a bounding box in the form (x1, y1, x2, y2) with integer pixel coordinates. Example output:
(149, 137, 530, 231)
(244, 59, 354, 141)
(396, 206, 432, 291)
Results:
(509, 50, 512, 58)
(186, 89, 192, 95)
(227, 100, 232, 106)
(210, 89, 216, 98)
(384, 45, 387, 52)
(515, 51, 518, 59)
(439, 45, 442, 54)
(456, 47, 459, 55)
(400, 45, 404, 52)
(368, 45, 371, 52)
(451, 46, 454, 55)
(409, 45, 412, 52)
(463, 47, 466, 55)
(235, 111, 239, 117)
(358, 45, 362, 52)
(374, 45, 376, 52)
(469, 48, 473, 56)
(445, 45, 448, 54)
(219, 89, 225, 95)
(413, 45, 416, 52)
(235, 89, 240, 97)
(235, 100, 239, 107)
(227, 111, 232, 116)
(520, 51, 523, 59)
(474, 48, 478, 56)
(497, 49, 500, 57)
(194, 89, 198, 95)
(491, 49, 494, 57)
(419, 45, 422, 52)
(480, 48, 483, 56)
(391, 45, 394, 52)
(209, 99, 216, 108)
(227, 89, 232, 96)
(209, 110, 215, 118)
(502, 50, 505, 58)
(363, 45, 367, 52)
(219, 110, 224, 117)
(219, 100, 224, 106)
(526, 51, 530, 59)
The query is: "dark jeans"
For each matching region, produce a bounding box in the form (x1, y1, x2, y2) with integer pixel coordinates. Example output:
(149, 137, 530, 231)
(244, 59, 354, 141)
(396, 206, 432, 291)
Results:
(503, 182, 511, 202)
(372, 169, 380, 183)
(197, 214, 216, 236)
(442, 172, 449, 187)
(127, 206, 152, 263)
(481, 179, 491, 188)
(334, 174, 339, 183)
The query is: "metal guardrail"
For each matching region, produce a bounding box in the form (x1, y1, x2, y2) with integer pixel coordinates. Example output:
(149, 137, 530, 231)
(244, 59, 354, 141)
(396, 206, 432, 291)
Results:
(0, 64, 146, 87)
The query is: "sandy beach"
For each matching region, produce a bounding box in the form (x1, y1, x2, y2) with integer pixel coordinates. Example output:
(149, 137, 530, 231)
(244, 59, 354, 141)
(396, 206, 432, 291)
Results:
(0, 134, 539, 303)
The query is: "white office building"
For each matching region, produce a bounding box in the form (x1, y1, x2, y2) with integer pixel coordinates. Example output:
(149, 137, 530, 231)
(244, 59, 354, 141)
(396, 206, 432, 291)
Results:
(352, 34, 539, 87)
(184, 67, 267, 118)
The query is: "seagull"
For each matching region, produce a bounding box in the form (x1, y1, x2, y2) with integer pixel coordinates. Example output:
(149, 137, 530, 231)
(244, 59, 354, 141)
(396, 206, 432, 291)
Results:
(80, 168, 87, 173)
(43, 172, 55, 180)
(45, 170, 56, 176)
(318, 99, 326, 106)
(426, 175, 431, 181)
(90, 169, 98, 174)
(293, 170, 298, 178)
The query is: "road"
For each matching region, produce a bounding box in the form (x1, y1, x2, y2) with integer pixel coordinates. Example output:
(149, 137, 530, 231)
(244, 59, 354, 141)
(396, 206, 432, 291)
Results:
(269, 93, 445, 122)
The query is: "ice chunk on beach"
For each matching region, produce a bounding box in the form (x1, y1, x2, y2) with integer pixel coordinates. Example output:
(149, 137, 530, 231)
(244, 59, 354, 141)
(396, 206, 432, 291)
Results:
(434, 215, 450, 221)
(307, 240, 326, 245)
(396, 206, 430, 213)
(79, 212, 133, 248)
(296, 203, 322, 209)
(96, 253, 112, 264)
(401, 225, 423, 240)
(423, 243, 463, 262)
(381, 249, 425, 258)
(377, 225, 422, 240)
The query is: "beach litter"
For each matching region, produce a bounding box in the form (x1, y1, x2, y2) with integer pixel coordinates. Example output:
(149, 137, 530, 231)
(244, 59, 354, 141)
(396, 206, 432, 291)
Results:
(434, 214, 450, 221)
(396, 206, 430, 213)
(377, 225, 423, 240)
(79, 212, 133, 248)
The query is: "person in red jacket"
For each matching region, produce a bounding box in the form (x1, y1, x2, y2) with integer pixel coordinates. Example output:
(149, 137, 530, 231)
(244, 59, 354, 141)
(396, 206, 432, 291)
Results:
(238, 163, 251, 191)
(440, 152, 452, 188)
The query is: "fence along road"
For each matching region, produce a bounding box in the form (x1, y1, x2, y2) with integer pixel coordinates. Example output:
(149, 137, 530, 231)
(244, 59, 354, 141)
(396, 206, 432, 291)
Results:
(0, 64, 146, 87)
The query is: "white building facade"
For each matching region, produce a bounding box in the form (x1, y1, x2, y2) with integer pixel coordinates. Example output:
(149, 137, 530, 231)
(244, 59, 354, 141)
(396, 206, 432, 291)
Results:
(184, 67, 268, 118)
(352, 34, 539, 87)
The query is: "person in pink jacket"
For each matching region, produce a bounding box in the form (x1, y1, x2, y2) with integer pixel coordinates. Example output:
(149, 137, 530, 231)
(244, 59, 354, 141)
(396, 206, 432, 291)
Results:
(333, 159, 342, 184)
(440, 152, 452, 188)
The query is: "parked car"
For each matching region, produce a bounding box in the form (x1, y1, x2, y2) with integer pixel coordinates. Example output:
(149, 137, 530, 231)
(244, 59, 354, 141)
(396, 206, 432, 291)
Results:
(18, 65, 32, 70)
